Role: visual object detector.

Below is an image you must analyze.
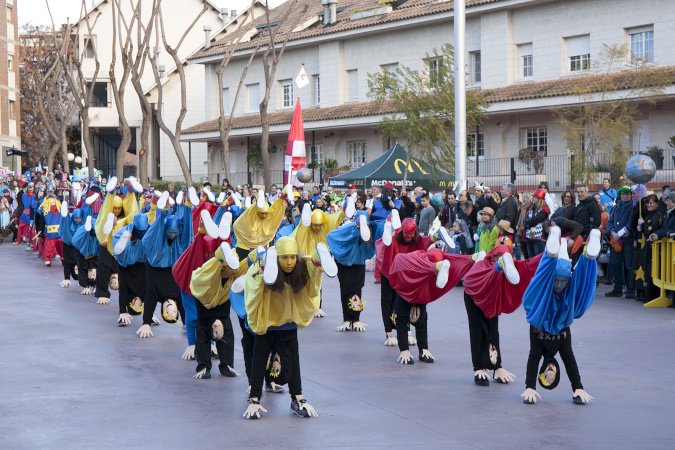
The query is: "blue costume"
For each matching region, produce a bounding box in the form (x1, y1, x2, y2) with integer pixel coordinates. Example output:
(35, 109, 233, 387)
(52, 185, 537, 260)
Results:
(58, 208, 82, 283)
(70, 205, 99, 290)
(113, 215, 149, 318)
(326, 210, 376, 324)
(370, 198, 402, 221)
(140, 205, 192, 326)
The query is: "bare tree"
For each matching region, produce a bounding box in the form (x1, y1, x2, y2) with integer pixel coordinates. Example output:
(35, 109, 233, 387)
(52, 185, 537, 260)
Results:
(259, 0, 308, 190)
(216, 1, 263, 181)
(53, 0, 103, 175)
(148, 2, 208, 185)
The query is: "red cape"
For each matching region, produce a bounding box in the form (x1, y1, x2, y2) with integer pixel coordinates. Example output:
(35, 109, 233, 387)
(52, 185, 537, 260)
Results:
(375, 230, 431, 279)
(191, 202, 219, 233)
(172, 231, 223, 295)
(389, 250, 474, 304)
(464, 245, 542, 318)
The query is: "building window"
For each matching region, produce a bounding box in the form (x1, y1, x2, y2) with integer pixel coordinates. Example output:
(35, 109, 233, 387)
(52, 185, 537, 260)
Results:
(8, 100, 14, 118)
(470, 51, 481, 85)
(6, 5, 12, 23)
(347, 69, 358, 101)
(84, 35, 96, 59)
(426, 57, 443, 87)
(247, 83, 259, 113)
(312, 75, 320, 105)
(467, 132, 484, 158)
(308, 144, 323, 165)
(222, 88, 230, 113)
(523, 127, 547, 154)
(8, 54, 12, 70)
(87, 82, 108, 107)
(519, 43, 533, 79)
(629, 26, 654, 64)
(280, 79, 293, 108)
(381, 63, 399, 87)
(566, 35, 590, 73)
(347, 141, 367, 166)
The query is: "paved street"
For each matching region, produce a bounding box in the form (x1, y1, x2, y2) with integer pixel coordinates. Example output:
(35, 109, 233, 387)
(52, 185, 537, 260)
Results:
(1, 243, 675, 449)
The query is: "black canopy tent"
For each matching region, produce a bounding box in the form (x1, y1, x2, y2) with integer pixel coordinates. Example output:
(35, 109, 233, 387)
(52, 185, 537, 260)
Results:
(327, 143, 455, 191)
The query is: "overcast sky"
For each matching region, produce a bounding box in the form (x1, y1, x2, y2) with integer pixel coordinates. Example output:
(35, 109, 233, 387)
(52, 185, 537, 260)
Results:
(20, 0, 286, 27)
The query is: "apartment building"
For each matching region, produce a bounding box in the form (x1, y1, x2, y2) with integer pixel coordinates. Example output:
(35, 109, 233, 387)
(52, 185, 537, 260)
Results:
(0, 0, 21, 173)
(181, 0, 675, 190)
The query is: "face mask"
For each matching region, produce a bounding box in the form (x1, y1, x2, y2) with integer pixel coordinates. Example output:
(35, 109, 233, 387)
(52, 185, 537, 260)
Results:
(73, 217, 82, 225)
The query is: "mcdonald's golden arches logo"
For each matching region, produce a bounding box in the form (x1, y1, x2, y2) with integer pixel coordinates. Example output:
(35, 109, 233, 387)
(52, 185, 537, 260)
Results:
(394, 159, 428, 175)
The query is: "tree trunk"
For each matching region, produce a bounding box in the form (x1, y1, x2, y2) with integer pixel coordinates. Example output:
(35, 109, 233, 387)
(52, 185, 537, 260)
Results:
(61, 127, 70, 175)
(260, 108, 271, 191)
(47, 142, 59, 173)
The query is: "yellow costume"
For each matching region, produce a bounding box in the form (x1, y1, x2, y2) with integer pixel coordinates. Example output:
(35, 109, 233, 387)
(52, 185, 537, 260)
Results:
(233, 197, 285, 250)
(244, 237, 323, 335)
(190, 247, 257, 309)
(290, 209, 344, 256)
(95, 191, 139, 255)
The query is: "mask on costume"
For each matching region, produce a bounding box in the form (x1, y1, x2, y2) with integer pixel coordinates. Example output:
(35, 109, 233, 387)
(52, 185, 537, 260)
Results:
(165, 216, 180, 240)
(497, 236, 514, 250)
(128, 297, 143, 315)
(409, 305, 421, 324)
(311, 210, 324, 233)
(256, 202, 270, 221)
(211, 319, 224, 341)
(73, 209, 83, 224)
(161, 299, 179, 323)
(109, 274, 119, 290)
(401, 218, 416, 244)
(275, 236, 298, 274)
(348, 294, 366, 312)
(203, 235, 219, 263)
(538, 357, 560, 390)
(267, 352, 282, 379)
(489, 344, 498, 365)
(88, 268, 97, 282)
(112, 197, 123, 217)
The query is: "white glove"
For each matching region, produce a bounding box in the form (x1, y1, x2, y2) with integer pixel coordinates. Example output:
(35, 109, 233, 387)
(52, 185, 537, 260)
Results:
(80, 287, 92, 295)
(136, 324, 154, 338)
(59, 279, 71, 288)
(193, 368, 209, 379)
(493, 367, 516, 383)
(118, 313, 132, 325)
(106, 176, 118, 193)
(244, 197, 251, 209)
(352, 321, 367, 332)
(84, 215, 93, 232)
(103, 212, 115, 236)
(257, 192, 266, 209)
(96, 297, 110, 305)
(114, 230, 131, 255)
(182, 345, 195, 360)
(573, 388, 594, 404)
(301, 203, 312, 227)
(175, 191, 184, 205)
(61, 203, 69, 218)
(521, 388, 541, 404)
(188, 186, 200, 206)
(297, 400, 318, 418)
(85, 192, 99, 205)
(397, 350, 414, 364)
(243, 402, 267, 419)
(473, 233, 479, 241)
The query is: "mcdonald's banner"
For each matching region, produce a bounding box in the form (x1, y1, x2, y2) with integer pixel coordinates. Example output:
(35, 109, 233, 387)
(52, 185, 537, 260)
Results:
(327, 143, 455, 191)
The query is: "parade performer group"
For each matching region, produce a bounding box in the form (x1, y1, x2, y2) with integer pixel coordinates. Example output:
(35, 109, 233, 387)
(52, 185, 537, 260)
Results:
(11, 170, 604, 421)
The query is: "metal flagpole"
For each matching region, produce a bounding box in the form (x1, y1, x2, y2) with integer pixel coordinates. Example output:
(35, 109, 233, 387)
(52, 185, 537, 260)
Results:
(454, 0, 466, 192)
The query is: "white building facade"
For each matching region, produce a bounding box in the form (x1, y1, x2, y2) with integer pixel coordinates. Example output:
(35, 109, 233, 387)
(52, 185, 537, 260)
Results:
(181, 0, 675, 191)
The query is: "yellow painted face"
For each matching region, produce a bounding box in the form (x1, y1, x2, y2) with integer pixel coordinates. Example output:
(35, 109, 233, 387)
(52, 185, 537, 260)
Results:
(279, 254, 297, 273)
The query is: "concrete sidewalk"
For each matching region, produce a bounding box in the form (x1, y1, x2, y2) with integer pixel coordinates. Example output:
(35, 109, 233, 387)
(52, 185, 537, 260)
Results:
(1, 243, 674, 449)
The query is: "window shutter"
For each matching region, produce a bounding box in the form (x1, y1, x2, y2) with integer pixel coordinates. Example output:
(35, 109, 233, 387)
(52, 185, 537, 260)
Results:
(519, 43, 532, 58)
(567, 35, 590, 57)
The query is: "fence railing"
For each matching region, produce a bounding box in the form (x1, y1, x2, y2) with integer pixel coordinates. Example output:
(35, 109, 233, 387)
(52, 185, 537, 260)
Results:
(467, 149, 675, 191)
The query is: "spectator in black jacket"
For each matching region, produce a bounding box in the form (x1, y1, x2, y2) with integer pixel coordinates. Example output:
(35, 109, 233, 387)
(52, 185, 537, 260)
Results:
(495, 183, 518, 237)
(573, 185, 601, 239)
(658, 186, 672, 216)
(474, 183, 489, 212)
(439, 190, 456, 227)
(551, 190, 576, 220)
(398, 186, 416, 219)
(542, 218, 583, 254)
(650, 191, 675, 241)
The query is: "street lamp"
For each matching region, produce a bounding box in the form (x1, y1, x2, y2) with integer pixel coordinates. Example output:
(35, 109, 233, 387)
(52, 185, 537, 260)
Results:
(67, 152, 75, 162)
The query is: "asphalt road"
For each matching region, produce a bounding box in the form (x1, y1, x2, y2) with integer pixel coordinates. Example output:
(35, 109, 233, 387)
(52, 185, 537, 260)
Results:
(1, 243, 675, 449)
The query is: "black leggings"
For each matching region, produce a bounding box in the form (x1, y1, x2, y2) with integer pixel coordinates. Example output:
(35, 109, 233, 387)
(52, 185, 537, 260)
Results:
(195, 304, 235, 373)
(118, 262, 146, 314)
(380, 275, 397, 333)
(61, 243, 78, 281)
(336, 262, 365, 322)
(395, 295, 428, 352)
(76, 252, 97, 288)
(525, 325, 583, 391)
(249, 329, 302, 400)
(143, 263, 185, 325)
(95, 246, 118, 300)
(238, 316, 255, 382)
(464, 292, 502, 371)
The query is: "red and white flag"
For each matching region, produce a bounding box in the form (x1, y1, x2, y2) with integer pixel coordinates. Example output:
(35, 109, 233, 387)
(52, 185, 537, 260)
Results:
(285, 99, 306, 187)
(295, 66, 309, 89)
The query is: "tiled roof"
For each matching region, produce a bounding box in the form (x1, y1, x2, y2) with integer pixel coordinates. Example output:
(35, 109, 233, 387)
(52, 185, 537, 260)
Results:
(183, 66, 675, 135)
(189, 0, 506, 60)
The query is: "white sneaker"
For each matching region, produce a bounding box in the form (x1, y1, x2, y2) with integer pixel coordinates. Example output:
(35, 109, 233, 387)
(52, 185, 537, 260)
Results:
(502, 252, 520, 285)
(436, 260, 450, 288)
(546, 226, 561, 257)
(585, 229, 601, 260)
(345, 197, 356, 219)
(316, 242, 337, 278)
